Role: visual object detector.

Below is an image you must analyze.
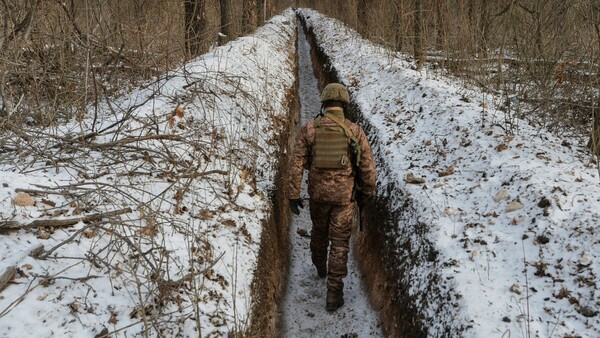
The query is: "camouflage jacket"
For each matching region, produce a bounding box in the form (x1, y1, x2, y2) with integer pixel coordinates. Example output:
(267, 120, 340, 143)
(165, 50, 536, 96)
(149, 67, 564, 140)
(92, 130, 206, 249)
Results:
(289, 109, 377, 205)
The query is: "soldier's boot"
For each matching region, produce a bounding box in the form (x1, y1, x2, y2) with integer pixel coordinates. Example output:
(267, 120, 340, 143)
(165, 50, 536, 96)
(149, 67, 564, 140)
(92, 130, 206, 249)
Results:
(316, 264, 327, 278)
(325, 289, 344, 312)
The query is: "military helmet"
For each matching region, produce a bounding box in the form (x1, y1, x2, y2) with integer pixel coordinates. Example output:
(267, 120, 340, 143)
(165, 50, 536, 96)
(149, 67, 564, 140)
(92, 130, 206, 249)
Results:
(320, 83, 350, 104)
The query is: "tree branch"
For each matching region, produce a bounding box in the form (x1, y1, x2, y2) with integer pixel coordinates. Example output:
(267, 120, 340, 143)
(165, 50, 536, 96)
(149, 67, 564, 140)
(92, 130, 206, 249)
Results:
(0, 207, 132, 231)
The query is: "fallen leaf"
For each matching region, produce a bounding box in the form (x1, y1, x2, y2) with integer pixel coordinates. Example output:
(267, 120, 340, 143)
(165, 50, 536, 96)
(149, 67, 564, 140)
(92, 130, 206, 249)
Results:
(495, 144, 509, 152)
(139, 220, 157, 237)
(509, 283, 523, 295)
(12, 192, 35, 206)
(36, 228, 51, 240)
(444, 207, 457, 216)
(506, 200, 524, 213)
(174, 106, 185, 118)
(405, 172, 425, 184)
(296, 228, 310, 238)
(108, 313, 118, 325)
(579, 251, 592, 266)
(41, 199, 56, 207)
(493, 189, 510, 203)
(83, 228, 96, 239)
(438, 166, 455, 177)
(222, 219, 236, 227)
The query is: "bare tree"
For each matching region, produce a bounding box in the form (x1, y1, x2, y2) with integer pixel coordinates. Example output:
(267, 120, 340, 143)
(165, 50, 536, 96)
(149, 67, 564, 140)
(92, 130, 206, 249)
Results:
(243, 0, 257, 33)
(0, 0, 39, 117)
(391, 0, 406, 51)
(435, 0, 447, 51)
(413, 0, 424, 68)
(184, 0, 208, 58)
(219, 0, 233, 45)
(479, 0, 491, 56)
(357, 0, 369, 36)
(257, 0, 265, 24)
(589, 0, 600, 156)
(0, 0, 39, 48)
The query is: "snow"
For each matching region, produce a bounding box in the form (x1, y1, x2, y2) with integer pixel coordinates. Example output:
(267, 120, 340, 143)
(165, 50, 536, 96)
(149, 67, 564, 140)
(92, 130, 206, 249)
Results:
(279, 21, 383, 337)
(300, 8, 600, 338)
(0, 10, 296, 338)
(2, 6, 598, 337)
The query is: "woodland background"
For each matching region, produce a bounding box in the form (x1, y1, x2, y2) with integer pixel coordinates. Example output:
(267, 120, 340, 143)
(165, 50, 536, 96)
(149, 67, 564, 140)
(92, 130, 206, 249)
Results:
(1, 0, 599, 149)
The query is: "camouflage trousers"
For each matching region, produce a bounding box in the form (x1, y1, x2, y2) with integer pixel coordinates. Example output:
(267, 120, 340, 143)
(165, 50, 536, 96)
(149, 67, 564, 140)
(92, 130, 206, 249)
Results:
(309, 200, 356, 293)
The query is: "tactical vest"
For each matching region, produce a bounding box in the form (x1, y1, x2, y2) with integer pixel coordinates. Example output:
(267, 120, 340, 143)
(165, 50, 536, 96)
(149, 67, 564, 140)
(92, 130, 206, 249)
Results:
(313, 112, 361, 169)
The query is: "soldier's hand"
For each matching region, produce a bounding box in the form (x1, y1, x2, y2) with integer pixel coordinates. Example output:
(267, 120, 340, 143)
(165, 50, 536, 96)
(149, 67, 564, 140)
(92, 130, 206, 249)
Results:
(289, 198, 304, 215)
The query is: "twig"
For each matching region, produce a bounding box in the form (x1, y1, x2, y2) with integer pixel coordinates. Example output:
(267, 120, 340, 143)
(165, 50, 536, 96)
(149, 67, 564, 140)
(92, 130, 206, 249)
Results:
(14, 188, 71, 196)
(522, 240, 531, 338)
(0, 261, 83, 318)
(84, 134, 187, 150)
(34, 274, 101, 283)
(0, 267, 16, 292)
(38, 222, 103, 260)
(0, 207, 132, 231)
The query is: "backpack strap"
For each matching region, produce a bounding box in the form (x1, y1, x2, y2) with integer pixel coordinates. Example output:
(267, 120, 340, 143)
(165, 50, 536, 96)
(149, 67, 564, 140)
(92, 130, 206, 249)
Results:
(314, 116, 322, 128)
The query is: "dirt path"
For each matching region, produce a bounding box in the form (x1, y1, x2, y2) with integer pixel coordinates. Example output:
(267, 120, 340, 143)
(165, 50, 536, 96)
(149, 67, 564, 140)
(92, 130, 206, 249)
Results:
(278, 22, 383, 338)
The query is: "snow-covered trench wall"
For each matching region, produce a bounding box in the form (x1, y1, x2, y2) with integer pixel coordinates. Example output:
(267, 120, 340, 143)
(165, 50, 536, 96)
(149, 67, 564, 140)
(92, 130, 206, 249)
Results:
(298, 10, 459, 337)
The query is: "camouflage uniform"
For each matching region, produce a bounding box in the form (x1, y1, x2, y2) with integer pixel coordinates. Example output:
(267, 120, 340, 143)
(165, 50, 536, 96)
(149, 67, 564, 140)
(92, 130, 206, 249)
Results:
(289, 106, 377, 295)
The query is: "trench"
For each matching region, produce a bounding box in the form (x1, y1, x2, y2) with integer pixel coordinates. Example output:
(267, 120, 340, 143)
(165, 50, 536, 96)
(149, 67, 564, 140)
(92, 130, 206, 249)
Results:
(279, 14, 434, 338)
(277, 20, 384, 337)
(250, 14, 436, 338)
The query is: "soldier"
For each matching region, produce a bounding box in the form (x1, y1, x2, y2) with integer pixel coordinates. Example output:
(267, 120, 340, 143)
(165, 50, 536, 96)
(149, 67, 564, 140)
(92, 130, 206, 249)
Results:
(289, 83, 377, 311)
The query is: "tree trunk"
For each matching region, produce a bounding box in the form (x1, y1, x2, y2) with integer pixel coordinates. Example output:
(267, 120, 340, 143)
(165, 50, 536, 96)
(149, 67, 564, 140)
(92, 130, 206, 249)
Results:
(479, 0, 489, 57)
(257, 0, 265, 24)
(534, 11, 543, 57)
(413, 0, 424, 68)
(265, 0, 273, 20)
(435, 0, 446, 50)
(0, 0, 39, 48)
(590, 109, 600, 156)
(357, 0, 368, 36)
(219, 0, 234, 45)
(243, 0, 257, 33)
(184, 0, 207, 58)
(392, 0, 404, 51)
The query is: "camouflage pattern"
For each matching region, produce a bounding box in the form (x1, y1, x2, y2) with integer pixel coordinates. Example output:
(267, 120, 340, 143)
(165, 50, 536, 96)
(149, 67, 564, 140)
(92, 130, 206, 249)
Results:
(320, 83, 350, 104)
(289, 108, 377, 204)
(289, 106, 377, 294)
(309, 200, 355, 293)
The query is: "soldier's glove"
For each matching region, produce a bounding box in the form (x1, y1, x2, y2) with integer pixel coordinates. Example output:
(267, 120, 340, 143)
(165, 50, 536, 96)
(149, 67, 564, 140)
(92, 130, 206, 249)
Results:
(289, 198, 304, 215)
(356, 193, 369, 209)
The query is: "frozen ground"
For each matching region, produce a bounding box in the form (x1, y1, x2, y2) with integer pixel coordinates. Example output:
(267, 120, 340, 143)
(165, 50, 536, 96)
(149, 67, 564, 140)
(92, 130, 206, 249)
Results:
(278, 22, 383, 337)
